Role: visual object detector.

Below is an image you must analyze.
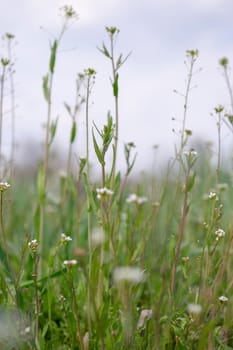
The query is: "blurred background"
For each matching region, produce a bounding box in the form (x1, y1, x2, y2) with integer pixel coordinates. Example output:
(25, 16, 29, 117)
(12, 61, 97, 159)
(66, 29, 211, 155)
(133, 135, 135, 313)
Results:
(0, 0, 233, 176)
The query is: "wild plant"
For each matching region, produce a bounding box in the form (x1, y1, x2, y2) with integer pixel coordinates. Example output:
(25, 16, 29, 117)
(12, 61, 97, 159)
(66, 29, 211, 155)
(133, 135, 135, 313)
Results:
(38, 6, 78, 261)
(1, 8, 233, 349)
(99, 27, 131, 185)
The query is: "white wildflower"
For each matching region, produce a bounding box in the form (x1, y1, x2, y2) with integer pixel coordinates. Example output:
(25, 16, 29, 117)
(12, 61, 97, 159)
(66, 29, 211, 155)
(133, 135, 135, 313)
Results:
(0, 182, 10, 192)
(59, 295, 66, 303)
(183, 150, 198, 158)
(182, 256, 189, 263)
(90, 227, 105, 246)
(96, 187, 114, 200)
(208, 191, 218, 200)
(187, 303, 202, 315)
(64, 259, 78, 267)
(183, 149, 198, 166)
(215, 228, 225, 241)
(219, 295, 228, 303)
(113, 267, 146, 285)
(28, 239, 38, 253)
(137, 309, 153, 329)
(126, 193, 148, 205)
(60, 233, 72, 244)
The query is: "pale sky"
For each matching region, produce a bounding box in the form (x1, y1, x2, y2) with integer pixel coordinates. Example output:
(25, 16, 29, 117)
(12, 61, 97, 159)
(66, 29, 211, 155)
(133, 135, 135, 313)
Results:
(0, 0, 233, 172)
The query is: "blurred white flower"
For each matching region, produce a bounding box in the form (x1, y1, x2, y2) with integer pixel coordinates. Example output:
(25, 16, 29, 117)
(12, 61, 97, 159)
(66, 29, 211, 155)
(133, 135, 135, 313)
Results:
(64, 260, 78, 267)
(137, 309, 153, 329)
(215, 228, 225, 241)
(60, 233, 72, 244)
(183, 149, 198, 158)
(113, 266, 146, 285)
(208, 191, 218, 200)
(0, 182, 10, 192)
(28, 239, 38, 253)
(219, 295, 228, 303)
(96, 187, 113, 200)
(91, 227, 105, 246)
(187, 303, 202, 315)
(126, 193, 148, 205)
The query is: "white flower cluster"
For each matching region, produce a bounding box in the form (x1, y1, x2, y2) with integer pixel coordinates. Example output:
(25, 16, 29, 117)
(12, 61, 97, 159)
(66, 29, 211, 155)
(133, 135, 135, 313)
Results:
(126, 193, 148, 205)
(113, 266, 146, 285)
(60, 233, 72, 244)
(183, 150, 198, 158)
(215, 228, 225, 241)
(219, 295, 228, 303)
(0, 182, 10, 192)
(64, 259, 78, 267)
(187, 303, 202, 315)
(208, 191, 218, 200)
(96, 187, 114, 200)
(28, 239, 38, 253)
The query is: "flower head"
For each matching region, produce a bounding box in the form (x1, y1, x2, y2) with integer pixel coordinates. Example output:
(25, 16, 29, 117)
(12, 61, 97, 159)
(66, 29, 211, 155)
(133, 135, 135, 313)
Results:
(215, 228, 225, 241)
(183, 149, 198, 168)
(64, 259, 78, 267)
(126, 193, 148, 205)
(0, 182, 10, 192)
(28, 239, 38, 254)
(208, 191, 218, 200)
(187, 303, 202, 315)
(137, 309, 153, 329)
(96, 187, 113, 200)
(219, 295, 228, 303)
(91, 227, 105, 247)
(60, 233, 72, 244)
(113, 266, 146, 285)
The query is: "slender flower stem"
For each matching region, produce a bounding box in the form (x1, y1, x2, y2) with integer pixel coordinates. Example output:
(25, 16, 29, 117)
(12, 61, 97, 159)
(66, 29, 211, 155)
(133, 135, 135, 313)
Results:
(0, 64, 7, 163)
(32, 255, 40, 344)
(70, 276, 85, 350)
(110, 36, 119, 180)
(180, 52, 197, 152)
(170, 174, 189, 298)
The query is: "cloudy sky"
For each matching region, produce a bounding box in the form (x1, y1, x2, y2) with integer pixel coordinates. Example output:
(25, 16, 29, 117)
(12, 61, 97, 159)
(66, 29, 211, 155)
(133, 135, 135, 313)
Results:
(0, 0, 233, 172)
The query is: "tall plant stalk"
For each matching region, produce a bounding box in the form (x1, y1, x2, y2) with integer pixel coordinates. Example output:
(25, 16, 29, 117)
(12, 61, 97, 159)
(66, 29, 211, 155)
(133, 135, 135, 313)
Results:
(5, 33, 16, 180)
(179, 50, 199, 153)
(0, 58, 9, 171)
(99, 27, 131, 185)
(39, 7, 78, 265)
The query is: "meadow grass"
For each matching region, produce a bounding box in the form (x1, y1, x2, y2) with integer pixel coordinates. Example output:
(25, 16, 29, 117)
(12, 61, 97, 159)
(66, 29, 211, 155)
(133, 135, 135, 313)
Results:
(0, 6, 233, 350)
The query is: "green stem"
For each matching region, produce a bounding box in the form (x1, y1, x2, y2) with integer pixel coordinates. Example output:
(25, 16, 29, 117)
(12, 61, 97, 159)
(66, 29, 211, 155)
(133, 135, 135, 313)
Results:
(170, 174, 189, 299)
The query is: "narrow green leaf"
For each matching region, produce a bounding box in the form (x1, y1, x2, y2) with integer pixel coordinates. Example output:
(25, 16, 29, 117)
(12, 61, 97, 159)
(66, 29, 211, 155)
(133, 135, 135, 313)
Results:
(116, 54, 123, 70)
(37, 165, 45, 205)
(127, 152, 137, 175)
(49, 117, 58, 145)
(113, 73, 119, 97)
(42, 75, 49, 102)
(49, 40, 57, 74)
(186, 172, 196, 193)
(83, 173, 98, 214)
(92, 129, 104, 165)
(79, 158, 86, 175)
(98, 43, 111, 58)
(64, 102, 71, 116)
(34, 205, 40, 235)
(70, 121, 76, 143)
(19, 268, 66, 288)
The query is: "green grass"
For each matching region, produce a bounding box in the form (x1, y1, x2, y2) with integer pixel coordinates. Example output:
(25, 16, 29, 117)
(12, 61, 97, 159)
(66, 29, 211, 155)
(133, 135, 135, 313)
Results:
(0, 6, 233, 350)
